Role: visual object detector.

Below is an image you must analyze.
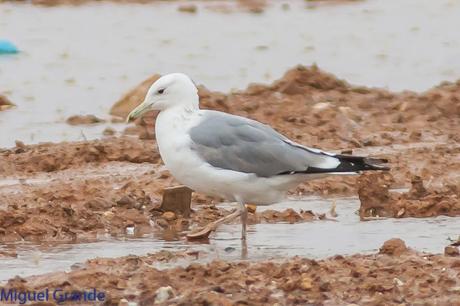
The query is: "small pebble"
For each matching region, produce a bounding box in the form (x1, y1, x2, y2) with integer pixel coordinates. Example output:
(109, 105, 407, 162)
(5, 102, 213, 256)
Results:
(162, 211, 176, 221)
(246, 204, 257, 214)
(126, 226, 135, 235)
(178, 4, 197, 13)
(300, 276, 313, 290)
(154, 286, 175, 304)
(15, 140, 25, 148)
(156, 218, 169, 229)
(103, 127, 116, 136)
(118, 299, 129, 306)
(445, 246, 459, 257)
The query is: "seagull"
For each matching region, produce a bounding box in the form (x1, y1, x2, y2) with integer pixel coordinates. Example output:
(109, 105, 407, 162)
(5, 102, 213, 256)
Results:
(127, 73, 389, 240)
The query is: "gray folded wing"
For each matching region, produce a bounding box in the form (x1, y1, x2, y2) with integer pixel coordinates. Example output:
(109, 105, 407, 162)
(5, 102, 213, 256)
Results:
(189, 111, 339, 177)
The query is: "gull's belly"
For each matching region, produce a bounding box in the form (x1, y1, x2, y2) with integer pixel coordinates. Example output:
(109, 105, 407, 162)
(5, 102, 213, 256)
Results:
(155, 108, 226, 197)
(158, 138, 206, 189)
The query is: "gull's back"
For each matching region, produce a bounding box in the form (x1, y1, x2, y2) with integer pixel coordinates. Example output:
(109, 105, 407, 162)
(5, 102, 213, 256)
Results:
(189, 110, 342, 178)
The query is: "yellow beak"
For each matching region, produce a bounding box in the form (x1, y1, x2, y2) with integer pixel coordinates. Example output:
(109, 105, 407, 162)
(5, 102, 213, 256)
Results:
(126, 101, 150, 123)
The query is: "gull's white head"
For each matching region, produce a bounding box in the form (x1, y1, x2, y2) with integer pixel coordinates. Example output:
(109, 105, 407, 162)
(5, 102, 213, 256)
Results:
(127, 73, 199, 121)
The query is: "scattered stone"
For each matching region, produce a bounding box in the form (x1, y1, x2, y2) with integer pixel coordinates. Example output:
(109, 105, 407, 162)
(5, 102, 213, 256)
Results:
(125, 226, 135, 235)
(329, 199, 338, 217)
(408, 175, 428, 198)
(162, 211, 176, 221)
(0, 95, 15, 111)
(448, 236, 460, 246)
(103, 127, 116, 136)
(14, 140, 26, 153)
(396, 208, 405, 218)
(393, 278, 404, 287)
(178, 4, 197, 13)
(160, 186, 192, 217)
(317, 213, 326, 220)
(246, 204, 257, 214)
(312, 101, 332, 112)
(444, 246, 459, 257)
(118, 298, 130, 306)
(300, 276, 313, 290)
(66, 114, 105, 125)
(156, 218, 169, 229)
(260, 209, 305, 223)
(358, 172, 392, 219)
(15, 140, 25, 148)
(379, 238, 408, 256)
(117, 196, 136, 209)
(300, 210, 316, 220)
(154, 286, 175, 304)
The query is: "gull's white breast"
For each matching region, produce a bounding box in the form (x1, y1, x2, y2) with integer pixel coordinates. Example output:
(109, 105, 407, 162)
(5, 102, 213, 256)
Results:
(155, 107, 303, 204)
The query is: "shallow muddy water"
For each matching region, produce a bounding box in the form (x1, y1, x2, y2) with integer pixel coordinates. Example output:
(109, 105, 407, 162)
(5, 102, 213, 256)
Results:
(1, 0, 460, 147)
(1, 197, 458, 282)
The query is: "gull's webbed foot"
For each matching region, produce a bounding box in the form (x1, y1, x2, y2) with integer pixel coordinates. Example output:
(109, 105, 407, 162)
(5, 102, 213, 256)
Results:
(186, 207, 242, 240)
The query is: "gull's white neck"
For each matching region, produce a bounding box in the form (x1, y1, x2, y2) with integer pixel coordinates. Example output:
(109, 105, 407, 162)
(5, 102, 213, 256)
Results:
(155, 105, 202, 180)
(157, 104, 200, 124)
(155, 104, 201, 142)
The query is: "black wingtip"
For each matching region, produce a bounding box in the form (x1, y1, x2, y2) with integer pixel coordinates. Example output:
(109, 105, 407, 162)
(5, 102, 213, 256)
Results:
(276, 148, 390, 176)
(336, 154, 390, 172)
(299, 155, 390, 174)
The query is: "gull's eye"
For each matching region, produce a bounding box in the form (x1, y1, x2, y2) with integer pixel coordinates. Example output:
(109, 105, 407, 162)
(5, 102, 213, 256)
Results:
(157, 88, 165, 94)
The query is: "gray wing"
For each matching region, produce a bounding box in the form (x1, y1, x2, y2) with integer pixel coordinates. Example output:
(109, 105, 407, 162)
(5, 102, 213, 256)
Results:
(189, 111, 340, 177)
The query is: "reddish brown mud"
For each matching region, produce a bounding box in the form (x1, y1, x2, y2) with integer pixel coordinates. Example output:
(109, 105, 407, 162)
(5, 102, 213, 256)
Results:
(358, 172, 460, 219)
(1, 65, 459, 242)
(2, 239, 459, 305)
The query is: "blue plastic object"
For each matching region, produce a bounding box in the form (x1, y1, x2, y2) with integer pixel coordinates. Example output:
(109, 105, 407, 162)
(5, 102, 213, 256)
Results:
(0, 40, 19, 54)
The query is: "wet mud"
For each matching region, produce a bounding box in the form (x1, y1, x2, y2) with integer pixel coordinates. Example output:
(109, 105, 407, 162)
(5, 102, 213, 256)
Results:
(0, 164, 327, 243)
(1, 65, 459, 243)
(359, 172, 460, 219)
(1, 64, 459, 303)
(2, 239, 459, 305)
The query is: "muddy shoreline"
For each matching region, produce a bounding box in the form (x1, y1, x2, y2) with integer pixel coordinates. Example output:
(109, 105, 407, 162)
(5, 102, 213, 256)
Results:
(2, 240, 460, 305)
(2, 0, 271, 14)
(1, 66, 459, 243)
(1, 65, 459, 304)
